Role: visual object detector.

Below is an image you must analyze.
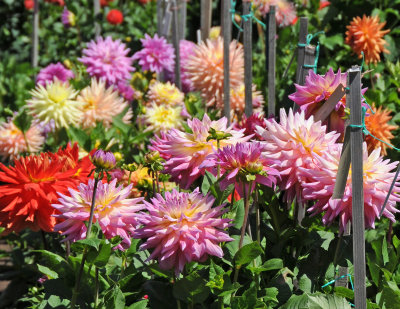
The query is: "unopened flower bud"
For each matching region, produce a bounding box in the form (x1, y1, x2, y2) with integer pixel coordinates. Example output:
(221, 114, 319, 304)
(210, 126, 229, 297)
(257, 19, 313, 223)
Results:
(91, 149, 116, 170)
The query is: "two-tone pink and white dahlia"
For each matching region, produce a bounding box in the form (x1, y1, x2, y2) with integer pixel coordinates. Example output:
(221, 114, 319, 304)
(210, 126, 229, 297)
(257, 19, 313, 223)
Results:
(152, 114, 249, 188)
(203, 142, 279, 197)
(256, 108, 340, 206)
(79, 36, 135, 85)
(134, 188, 233, 274)
(254, 0, 297, 27)
(52, 179, 144, 250)
(288, 68, 367, 134)
(299, 143, 400, 232)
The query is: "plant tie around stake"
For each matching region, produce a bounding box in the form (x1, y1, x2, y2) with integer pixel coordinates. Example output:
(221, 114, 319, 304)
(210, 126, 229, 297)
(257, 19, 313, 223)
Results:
(297, 31, 324, 73)
(230, 0, 266, 32)
(321, 274, 355, 307)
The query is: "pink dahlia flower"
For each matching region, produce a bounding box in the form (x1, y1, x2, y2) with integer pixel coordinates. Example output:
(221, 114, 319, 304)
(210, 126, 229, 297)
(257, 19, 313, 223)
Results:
(203, 142, 280, 197)
(288, 68, 368, 134)
(254, 0, 297, 27)
(116, 81, 136, 102)
(256, 108, 340, 206)
(36, 62, 75, 86)
(134, 188, 233, 274)
(133, 34, 175, 74)
(52, 179, 144, 250)
(299, 144, 400, 232)
(165, 40, 196, 93)
(152, 114, 249, 188)
(235, 113, 270, 140)
(79, 36, 135, 86)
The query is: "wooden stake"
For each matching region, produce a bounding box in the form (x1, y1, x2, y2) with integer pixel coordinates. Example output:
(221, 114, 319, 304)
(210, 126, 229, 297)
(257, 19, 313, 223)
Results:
(161, 6, 172, 38)
(332, 127, 351, 199)
(300, 45, 315, 85)
(348, 65, 366, 309)
(157, 0, 164, 36)
(296, 17, 308, 85)
(223, 0, 231, 122)
(313, 84, 346, 122)
(200, 0, 212, 40)
(266, 6, 276, 117)
(94, 0, 101, 38)
(179, 0, 187, 40)
(32, 0, 39, 68)
(335, 223, 351, 288)
(171, 0, 182, 90)
(243, 1, 253, 117)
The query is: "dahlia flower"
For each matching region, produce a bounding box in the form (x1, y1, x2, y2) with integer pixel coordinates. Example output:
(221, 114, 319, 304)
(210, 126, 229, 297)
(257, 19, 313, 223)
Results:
(53, 179, 144, 250)
(91, 149, 116, 170)
(203, 142, 279, 197)
(77, 78, 132, 129)
(121, 167, 153, 197)
(165, 40, 197, 93)
(36, 62, 75, 86)
(300, 143, 400, 232)
(79, 36, 135, 85)
(153, 114, 249, 188)
(144, 104, 183, 133)
(186, 37, 244, 108)
(116, 81, 136, 102)
(27, 79, 83, 129)
(345, 15, 390, 65)
(254, 0, 297, 27)
(230, 84, 264, 121)
(256, 108, 340, 206)
(107, 9, 124, 25)
(235, 113, 269, 139)
(288, 68, 367, 134)
(0, 117, 44, 161)
(133, 34, 175, 74)
(134, 188, 232, 274)
(147, 81, 184, 106)
(365, 104, 398, 155)
(61, 7, 76, 27)
(0, 144, 92, 234)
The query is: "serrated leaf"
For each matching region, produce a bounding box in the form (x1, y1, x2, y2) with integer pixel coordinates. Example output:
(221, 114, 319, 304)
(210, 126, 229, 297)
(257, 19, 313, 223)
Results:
(105, 286, 125, 309)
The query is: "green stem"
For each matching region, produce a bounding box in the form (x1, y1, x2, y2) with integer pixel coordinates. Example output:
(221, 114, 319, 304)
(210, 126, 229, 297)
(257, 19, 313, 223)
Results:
(121, 254, 127, 278)
(127, 171, 132, 185)
(155, 171, 160, 193)
(94, 267, 99, 308)
(333, 234, 343, 267)
(255, 189, 260, 245)
(70, 176, 100, 308)
(219, 296, 224, 309)
(217, 140, 221, 179)
(152, 171, 156, 197)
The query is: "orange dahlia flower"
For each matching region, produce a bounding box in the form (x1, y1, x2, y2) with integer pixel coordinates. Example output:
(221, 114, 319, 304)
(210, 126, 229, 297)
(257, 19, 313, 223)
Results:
(345, 15, 390, 64)
(365, 104, 398, 155)
(0, 144, 94, 234)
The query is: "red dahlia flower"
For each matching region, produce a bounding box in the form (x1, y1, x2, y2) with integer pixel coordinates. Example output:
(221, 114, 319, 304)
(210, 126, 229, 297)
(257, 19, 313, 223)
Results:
(107, 9, 124, 25)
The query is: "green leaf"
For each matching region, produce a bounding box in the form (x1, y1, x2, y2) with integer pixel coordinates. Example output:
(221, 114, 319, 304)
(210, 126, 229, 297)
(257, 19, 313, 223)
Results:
(234, 242, 263, 268)
(382, 236, 389, 266)
(298, 274, 312, 293)
(13, 110, 32, 133)
(37, 264, 58, 279)
(334, 287, 354, 300)
(34, 250, 72, 280)
(173, 272, 210, 304)
(281, 293, 351, 309)
(67, 126, 89, 148)
(88, 242, 112, 268)
(112, 109, 131, 135)
(263, 287, 279, 305)
(105, 286, 125, 309)
(75, 238, 102, 251)
(201, 171, 217, 195)
(231, 284, 257, 309)
(128, 299, 149, 309)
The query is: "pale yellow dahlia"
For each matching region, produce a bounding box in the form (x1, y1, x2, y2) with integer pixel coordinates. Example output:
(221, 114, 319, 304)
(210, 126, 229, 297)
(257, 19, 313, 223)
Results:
(27, 79, 83, 129)
(144, 104, 183, 133)
(77, 78, 132, 129)
(186, 37, 244, 108)
(147, 81, 184, 106)
(0, 118, 44, 161)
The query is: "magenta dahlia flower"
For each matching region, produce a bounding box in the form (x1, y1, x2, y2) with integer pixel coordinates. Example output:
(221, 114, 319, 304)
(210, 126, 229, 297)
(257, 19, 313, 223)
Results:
(134, 188, 233, 274)
(61, 7, 75, 27)
(299, 143, 400, 232)
(116, 81, 136, 102)
(203, 142, 280, 197)
(52, 179, 144, 250)
(133, 34, 175, 74)
(256, 108, 340, 206)
(79, 36, 135, 85)
(288, 68, 367, 134)
(235, 113, 270, 139)
(165, 40, 196, 93)
(151, 114, 249, 188)
(36, 62, 75, 86)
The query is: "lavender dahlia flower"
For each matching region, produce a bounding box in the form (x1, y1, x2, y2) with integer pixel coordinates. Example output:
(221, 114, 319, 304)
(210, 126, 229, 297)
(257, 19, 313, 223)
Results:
(134, 188, 233, 274)
(90, 149, 116, 170)
(52, 179, 144, 250)
(79, 36, 135, 85)
(133, 34, 175, 74)
(36, 62, 75, 86)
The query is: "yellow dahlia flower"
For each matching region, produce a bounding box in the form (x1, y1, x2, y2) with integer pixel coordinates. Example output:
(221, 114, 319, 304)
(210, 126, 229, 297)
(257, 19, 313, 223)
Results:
(147, 81, 184, 106)
(77, 78, 132, 129)
(27, 79, 83, 129)
(144, 104, 183, 133)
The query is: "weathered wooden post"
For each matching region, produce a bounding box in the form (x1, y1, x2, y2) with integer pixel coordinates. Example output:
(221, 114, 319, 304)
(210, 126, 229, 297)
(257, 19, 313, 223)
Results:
(296, 18, 308, 85)
(157, 0, 164, 36)
(222, 0, 231, 122)
(266, 6, 276, 117)
(171, 0, 182, 90)
(32, 0, 39, 68)
(94, 0, 101, 37)
(179, 0, 187, 40)
(300, 45, 316, 85)
(348, 65, 366, 309)
(243, 1, 253, 117)
(200, 0, 212, 40)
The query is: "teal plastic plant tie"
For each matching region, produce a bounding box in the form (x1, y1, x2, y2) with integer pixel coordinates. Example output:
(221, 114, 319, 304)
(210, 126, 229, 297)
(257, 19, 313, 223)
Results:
(230, 0, 243, 32)
(321, 274, 355, 307)
(241, 10, 266, 29)
(298, 31, 324, 73)
(297, 31, 324, 48)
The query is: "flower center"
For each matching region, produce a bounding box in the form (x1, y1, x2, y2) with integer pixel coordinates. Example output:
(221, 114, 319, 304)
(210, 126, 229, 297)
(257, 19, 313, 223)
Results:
(48, 85, 69, 104)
